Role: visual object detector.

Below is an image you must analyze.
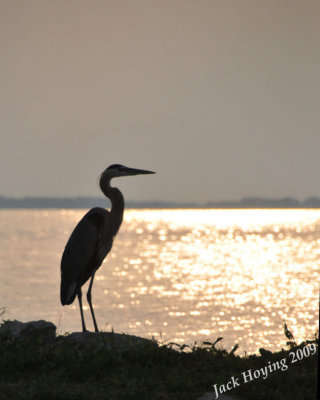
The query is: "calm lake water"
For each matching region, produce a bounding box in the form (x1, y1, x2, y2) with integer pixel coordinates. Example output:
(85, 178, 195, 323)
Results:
(0, 209, 319, 353)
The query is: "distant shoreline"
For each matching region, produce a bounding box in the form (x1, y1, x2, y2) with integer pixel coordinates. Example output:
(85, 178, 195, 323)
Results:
(1, 196, 320, 209)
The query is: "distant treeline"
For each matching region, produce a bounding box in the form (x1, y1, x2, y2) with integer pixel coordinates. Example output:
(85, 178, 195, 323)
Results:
(1, 196, 320, 209)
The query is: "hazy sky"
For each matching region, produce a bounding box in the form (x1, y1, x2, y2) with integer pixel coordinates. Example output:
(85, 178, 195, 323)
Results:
(1, 0, 319, 202)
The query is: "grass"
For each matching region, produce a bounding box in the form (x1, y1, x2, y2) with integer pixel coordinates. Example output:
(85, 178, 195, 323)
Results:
(0, 317, 318, 400)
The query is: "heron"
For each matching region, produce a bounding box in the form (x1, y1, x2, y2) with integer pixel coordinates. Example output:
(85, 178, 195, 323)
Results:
(60, 164, 155, 332)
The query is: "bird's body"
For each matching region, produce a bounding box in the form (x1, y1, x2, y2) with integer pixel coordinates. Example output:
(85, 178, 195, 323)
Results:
(60, 207, 113, 306)
(60, 164, 154, 332)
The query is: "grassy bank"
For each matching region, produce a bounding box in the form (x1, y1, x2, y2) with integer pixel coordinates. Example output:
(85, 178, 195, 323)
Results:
(0, 319, 318, 400)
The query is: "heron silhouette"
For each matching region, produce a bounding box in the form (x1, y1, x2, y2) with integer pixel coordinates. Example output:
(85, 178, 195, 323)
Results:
(60, 164, 155, 332)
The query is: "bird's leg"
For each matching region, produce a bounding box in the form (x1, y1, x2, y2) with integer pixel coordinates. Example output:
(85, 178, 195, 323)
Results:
(78, 289, 87, 332)
(87, 273, 99, 332)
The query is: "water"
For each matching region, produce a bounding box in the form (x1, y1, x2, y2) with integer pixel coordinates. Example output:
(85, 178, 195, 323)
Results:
(0, 209, 319, 353)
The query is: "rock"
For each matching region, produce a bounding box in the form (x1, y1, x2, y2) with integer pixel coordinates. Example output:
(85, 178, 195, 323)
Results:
(0, 320, 158, 350)
(56, 331, 158, 351)
(0, 320, 56, 343)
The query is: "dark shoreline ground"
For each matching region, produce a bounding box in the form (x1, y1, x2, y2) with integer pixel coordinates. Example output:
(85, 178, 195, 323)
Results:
(1, 196, 320, 209)
(0, 319, 318, 400)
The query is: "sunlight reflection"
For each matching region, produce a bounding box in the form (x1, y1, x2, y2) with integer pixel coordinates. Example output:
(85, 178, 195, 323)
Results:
(1, 209, 319, 354)
(121, 209, 320, 352)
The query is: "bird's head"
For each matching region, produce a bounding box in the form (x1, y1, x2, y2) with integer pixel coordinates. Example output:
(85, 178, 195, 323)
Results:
(101, 164, 155, 179)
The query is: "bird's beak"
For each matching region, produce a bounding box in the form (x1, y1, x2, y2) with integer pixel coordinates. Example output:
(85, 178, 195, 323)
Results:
(124, 167, 155, 176)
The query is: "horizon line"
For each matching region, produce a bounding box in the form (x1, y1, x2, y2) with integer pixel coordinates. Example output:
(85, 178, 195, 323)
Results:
(1, 195, 320, 209)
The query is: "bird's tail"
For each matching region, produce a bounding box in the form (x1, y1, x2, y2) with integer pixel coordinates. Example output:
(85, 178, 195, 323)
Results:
(60, 279, 78, 305)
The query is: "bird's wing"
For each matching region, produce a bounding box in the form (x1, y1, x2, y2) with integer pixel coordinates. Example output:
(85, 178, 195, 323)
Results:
(60, 208, 109, 305)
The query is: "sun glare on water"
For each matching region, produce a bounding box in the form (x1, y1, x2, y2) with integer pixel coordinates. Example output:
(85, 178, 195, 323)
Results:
(0, 209, 319, 354)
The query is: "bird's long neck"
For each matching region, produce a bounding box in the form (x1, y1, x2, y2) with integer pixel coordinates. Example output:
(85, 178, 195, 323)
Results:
(99, 175, 124, 236)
